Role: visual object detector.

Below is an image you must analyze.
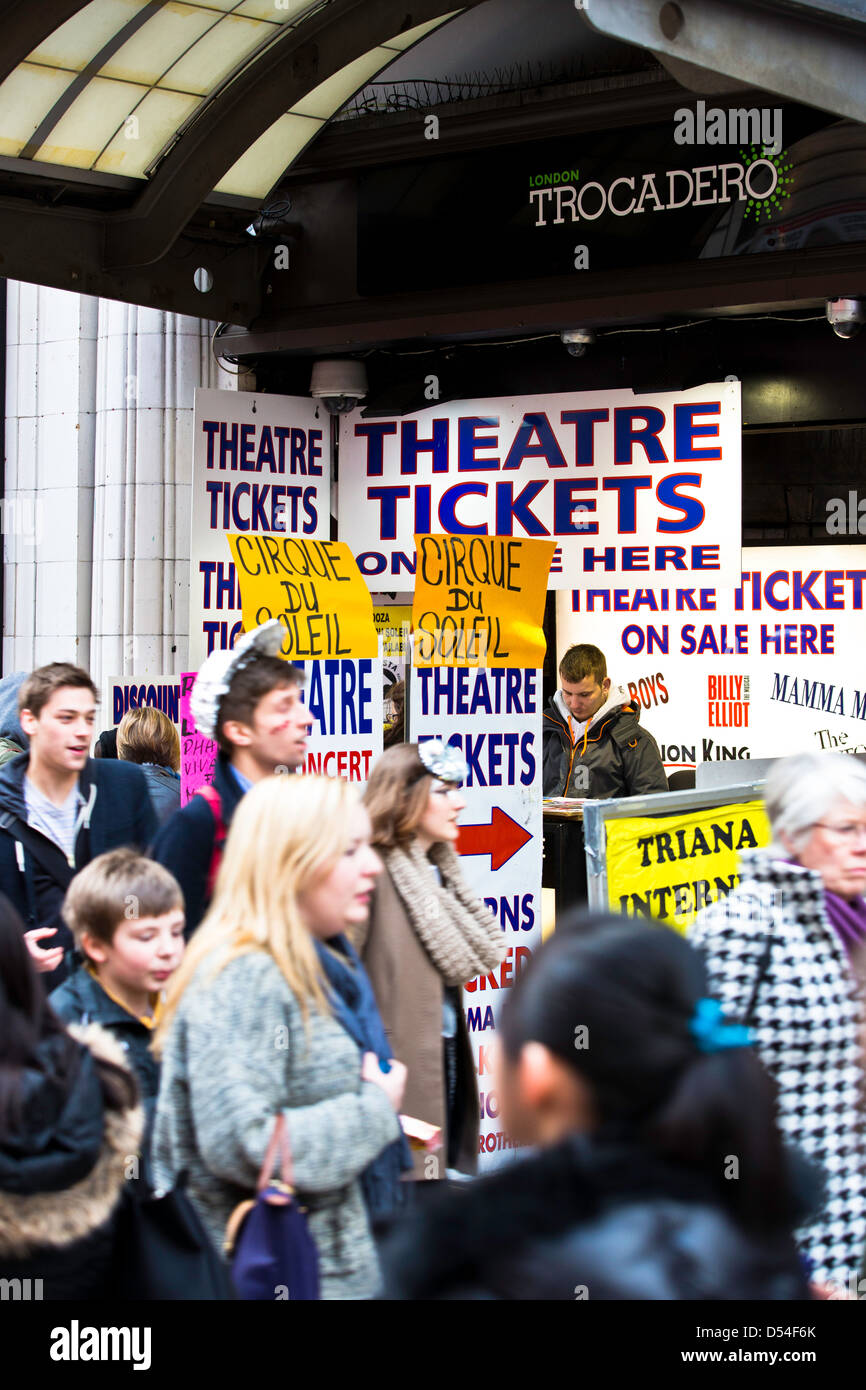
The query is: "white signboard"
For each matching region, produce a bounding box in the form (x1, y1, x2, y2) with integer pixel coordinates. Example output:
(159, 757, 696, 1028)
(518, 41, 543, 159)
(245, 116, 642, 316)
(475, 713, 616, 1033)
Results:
(190, 389, 330, 669)
(558, 545, 866, 772)
(298, 658, 383, 784)
(410, 664, 543, 1170)
(339, 383, 741, 592)
(102, 675, 181, 732)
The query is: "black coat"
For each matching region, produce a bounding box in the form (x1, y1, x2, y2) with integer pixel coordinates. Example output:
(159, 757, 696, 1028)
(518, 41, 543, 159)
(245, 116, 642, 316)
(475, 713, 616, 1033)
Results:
(0, 753, 157, 982)
(380, 1134, 811, 1300)
(0, 1023, 143, 1300)
(150, 752, 245, 938)
(542, 696, 668, 799)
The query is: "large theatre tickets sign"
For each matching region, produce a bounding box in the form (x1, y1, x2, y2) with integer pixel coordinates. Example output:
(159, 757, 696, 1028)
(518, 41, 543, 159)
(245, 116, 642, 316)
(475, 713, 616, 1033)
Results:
(338, 383, 741, 591)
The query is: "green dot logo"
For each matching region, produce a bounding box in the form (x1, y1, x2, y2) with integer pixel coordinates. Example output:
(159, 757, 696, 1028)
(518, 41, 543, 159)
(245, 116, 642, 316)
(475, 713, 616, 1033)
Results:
(740, 144, 794, 223)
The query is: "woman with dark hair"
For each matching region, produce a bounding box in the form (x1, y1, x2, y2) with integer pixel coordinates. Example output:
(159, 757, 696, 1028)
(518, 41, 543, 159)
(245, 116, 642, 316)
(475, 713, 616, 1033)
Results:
(93, 728, 118, 759)
(361, 742, 505, 1183)
(0, 893, 143, 1298)
(381, 915, 813, 1300)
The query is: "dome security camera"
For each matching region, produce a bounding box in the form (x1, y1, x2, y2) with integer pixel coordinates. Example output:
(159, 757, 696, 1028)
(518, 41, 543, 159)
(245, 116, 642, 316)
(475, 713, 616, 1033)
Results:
(826, 298, 865, 340)
(309, 359, 368, 414)
(561, 328, 595, 358)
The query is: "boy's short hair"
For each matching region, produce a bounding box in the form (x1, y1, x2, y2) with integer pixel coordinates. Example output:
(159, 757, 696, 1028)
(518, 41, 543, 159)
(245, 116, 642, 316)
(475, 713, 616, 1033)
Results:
(117, 706, 180, 772)
(19, 663, 98, 720)
(216, 655, 302, 754)
(559, 644, 607, 686)
(62, 849, 184, 952)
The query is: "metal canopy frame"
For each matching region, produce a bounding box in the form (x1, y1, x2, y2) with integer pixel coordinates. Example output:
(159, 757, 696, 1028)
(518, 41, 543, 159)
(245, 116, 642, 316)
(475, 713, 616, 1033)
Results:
(583, 0, 866, 123)
(217, 241, 866, 354)
(0, 0, 862, 329)
(0, 0, 479, 321)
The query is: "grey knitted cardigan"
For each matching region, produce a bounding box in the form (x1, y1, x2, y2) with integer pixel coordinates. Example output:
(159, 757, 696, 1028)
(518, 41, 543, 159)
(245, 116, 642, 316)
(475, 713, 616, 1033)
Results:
(151, 949, 402, 1300)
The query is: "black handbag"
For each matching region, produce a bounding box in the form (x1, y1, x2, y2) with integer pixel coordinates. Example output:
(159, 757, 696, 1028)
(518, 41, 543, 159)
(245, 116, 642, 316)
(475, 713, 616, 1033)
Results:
(110, 1176, 235, 1300)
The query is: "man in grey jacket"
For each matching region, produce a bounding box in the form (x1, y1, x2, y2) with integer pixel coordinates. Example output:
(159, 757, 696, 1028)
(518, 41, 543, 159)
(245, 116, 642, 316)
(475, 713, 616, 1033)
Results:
(542, 643, 668, 800)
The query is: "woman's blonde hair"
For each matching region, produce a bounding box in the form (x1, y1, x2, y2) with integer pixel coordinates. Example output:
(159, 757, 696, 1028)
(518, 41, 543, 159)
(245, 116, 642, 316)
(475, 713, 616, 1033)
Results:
(117, 705, 180, 772)
(153, 774, 358, 1055)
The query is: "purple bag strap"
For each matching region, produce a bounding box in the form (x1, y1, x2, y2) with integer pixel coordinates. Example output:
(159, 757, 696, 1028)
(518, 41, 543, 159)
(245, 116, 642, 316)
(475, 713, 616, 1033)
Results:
(257, 1114, 295, 1192)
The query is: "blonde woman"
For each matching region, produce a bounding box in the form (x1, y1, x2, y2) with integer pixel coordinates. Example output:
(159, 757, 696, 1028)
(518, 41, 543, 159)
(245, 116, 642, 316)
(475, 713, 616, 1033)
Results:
(117, 706, 180, 827)
(151, 775, 409, 1300)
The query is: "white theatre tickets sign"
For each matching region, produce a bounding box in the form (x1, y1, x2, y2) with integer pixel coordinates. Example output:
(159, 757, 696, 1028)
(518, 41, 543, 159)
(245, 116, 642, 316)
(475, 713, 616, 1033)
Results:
(338, 383, 741, 591)
(296, 657, 383, 784)
(410, 664, 543, 1171)
(559, 545, 866, 772)
(189, 389, 330, 670)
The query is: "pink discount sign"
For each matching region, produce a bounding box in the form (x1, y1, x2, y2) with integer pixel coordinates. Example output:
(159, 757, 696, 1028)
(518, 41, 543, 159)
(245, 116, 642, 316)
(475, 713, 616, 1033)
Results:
(179, 670, 218, 806)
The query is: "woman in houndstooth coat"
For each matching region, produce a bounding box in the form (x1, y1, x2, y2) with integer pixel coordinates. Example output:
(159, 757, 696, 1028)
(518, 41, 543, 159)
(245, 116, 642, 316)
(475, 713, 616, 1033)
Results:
(690, 752, 866, 1293)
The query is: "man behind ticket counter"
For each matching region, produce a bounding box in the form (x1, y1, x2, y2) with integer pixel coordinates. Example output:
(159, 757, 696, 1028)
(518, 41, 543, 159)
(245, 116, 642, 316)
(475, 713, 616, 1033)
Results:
(542, 643, 668, 800)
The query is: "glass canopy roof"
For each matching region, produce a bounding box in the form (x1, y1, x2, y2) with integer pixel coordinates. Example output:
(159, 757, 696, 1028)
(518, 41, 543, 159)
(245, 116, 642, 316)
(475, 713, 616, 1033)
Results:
(0, 1, 460, 196)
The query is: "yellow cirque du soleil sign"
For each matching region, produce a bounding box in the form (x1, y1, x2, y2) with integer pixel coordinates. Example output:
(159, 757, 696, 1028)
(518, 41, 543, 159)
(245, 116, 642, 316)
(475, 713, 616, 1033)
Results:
(373, 605, 412, 660)
(411, 533, 555, 667)
(605, 799, 771, 933)
(226, 534, 378, 659)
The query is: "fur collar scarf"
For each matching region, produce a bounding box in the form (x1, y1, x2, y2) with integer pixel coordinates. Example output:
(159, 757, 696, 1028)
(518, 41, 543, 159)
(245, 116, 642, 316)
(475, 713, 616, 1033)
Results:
(0, 1023, 143, 1259)
(382, 840, 506, 985)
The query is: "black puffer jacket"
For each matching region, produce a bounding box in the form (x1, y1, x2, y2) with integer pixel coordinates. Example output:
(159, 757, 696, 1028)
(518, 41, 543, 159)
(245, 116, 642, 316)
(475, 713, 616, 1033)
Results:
(381, 1134, 811, 1300)
(542, 692, 668, 799)
(0, 1023, 143, 1300)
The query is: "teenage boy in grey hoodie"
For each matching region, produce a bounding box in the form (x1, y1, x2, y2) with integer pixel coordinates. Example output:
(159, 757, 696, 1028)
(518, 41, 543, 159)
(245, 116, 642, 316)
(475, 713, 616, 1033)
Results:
(542, 644, 668, 799)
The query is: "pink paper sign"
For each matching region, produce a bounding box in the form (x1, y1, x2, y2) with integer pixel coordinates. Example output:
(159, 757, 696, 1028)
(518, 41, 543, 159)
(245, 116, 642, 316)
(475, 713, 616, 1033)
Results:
(179, 671, 218, 806)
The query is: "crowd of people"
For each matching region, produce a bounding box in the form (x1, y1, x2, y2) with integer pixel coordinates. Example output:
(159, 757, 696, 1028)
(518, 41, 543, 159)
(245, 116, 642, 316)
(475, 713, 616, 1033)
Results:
(0, 625, 865, 1301)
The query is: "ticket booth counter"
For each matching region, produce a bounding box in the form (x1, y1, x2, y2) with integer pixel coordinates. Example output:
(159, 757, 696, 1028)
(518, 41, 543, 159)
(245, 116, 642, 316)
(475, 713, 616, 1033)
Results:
(542, 799, 588, 921)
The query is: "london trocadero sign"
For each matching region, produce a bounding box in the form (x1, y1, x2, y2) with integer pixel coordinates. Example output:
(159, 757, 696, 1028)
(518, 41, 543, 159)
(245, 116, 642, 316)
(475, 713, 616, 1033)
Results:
(528, 156, 783, 227)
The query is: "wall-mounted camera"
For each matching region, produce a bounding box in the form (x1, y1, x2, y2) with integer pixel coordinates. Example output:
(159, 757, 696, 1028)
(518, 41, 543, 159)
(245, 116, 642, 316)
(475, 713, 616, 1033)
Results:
(309, 359, 368, 414)
(561, 328, 595, 358)
(826, 298, 865, 341)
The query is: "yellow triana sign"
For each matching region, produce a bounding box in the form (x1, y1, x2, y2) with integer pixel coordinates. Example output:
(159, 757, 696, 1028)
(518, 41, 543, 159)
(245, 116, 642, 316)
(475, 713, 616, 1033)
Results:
(605, 799, 771, 933)
(411, 533, 555, 667)
(226, 534, 378, 659)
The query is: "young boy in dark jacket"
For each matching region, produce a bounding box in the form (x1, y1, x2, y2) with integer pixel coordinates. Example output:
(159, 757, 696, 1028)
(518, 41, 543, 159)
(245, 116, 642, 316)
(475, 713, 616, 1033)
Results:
(50, 849, 185, 1149)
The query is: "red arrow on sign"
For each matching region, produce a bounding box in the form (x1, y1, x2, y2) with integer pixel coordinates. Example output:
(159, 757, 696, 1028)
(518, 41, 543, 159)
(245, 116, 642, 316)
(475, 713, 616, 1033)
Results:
(456, 806, 532, 871)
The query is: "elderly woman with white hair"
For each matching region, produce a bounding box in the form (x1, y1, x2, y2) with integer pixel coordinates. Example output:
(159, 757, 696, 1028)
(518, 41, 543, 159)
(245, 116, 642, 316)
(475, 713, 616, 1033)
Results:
(691, 751, 866, 1294)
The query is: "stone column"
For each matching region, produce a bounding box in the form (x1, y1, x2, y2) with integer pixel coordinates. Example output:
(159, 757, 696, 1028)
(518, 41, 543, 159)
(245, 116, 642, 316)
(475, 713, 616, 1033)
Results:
(4, 282, 99, 673)
(3, 283, 237, 687)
